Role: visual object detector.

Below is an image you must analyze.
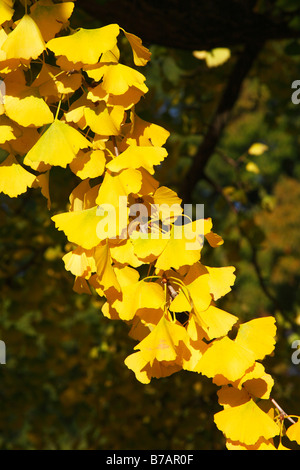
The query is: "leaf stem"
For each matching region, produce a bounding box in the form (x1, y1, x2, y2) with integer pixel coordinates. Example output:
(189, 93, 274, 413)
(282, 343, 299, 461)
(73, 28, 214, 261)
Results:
(111, 136, 119, 157)
(271, 398, 296, 424)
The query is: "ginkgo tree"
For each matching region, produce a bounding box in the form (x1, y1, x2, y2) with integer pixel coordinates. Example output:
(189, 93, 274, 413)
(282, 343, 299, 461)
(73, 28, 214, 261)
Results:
(1, 0, 300, 450)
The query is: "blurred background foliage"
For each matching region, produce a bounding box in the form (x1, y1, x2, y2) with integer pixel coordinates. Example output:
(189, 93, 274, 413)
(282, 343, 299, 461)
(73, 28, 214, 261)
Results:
(1, 0, 300, 450)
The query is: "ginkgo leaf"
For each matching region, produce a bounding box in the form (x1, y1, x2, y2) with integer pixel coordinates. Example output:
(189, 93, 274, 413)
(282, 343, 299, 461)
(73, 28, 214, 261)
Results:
(169, 289, 191, 313)
(124, 350, 151, 384)
(197, 304, 238, 340)
(64, 93, 89, 129)
(241, 365, 274, 400)
(124, 112, 170, 147)
(0, 28, 20, 74)
(69, 149, 106, 179)
(9, 126, 40, 157)
(84, 102, 124, 136)
(2, 14, 46, 60)
(106, 146, 167, 175)
(206, 266, 236, 300)
(4, 86, 54, 127)
(0, 0, 14, 25)
(30, 0, 74, 42)
(125, 351, 182, 384)
(134, 315, 189, 366)
(130, 221, 204, 270)
(0, 154, 35, 197)
(99, 63, 146, 95)
(246, 161, 260, 174)
(108, 83, 149, 110)
(286, 419, 300, 445)
(96, 167, 142, 208)
(62, 247, 96, 278)
(217, 384, 251, 408)
(111, 279, 165, 321)
(94, 240, 121, 294)
(214, 399, 280, 445)
(155, 224, 204, 271)
(47, 24, 120, 65)
(52, 206, 102, 250)
(193, 48, 231, 67)
(122, 29, 151, 66)
(110, 239, 143, 267)
(152, 186, 182, 223)
(0, 115, 21, 143)
(248, 142, 268, 156)
(32, 63, 82, 100)
(26, 120, 90, 167)
(195, 336, 256, 382)
(235, 316, 277, 361)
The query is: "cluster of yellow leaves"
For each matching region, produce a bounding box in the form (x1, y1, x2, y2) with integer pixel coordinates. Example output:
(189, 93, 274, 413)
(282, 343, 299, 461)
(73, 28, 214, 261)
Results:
(1, 0, 299, 451)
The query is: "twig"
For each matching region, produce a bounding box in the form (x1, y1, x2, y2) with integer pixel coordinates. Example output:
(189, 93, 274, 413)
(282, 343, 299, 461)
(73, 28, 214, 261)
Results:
(271, 398, 296, 424)
(111, 136, 119, 157)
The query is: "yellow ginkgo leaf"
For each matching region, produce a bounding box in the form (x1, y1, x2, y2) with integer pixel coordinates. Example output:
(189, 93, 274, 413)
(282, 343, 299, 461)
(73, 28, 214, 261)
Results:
(235, 316, 276, 361)
(64, 93, 90, 129)
(110, 279, 165, 321)
(99, 63, 146, 95)
(26, 120, 90, 168)
(246, 161, 260, 174)
(94, 240, 121, 294)
(30, 0, 74, 42)
(206, 266, 236, 300)
(125, 351, 182, 384)
(124, 112, 170, 148)
(0, 115, 21, 143)
(4, 87, 54, 128)
(155, 223, 204, 271)
(198, 304, 238, 341)
(217, 384, 251, 408)
(110, 239, 143, 268)
(214, 399, 280, 446)
(169, 289, 191, 313)
(47, 24, 120, 65)
(286, 419, 300, 445)
(0, 0, 14, 26)
(124, 350, 151, 384)
(134, 315, 189, 366)
(52, 206, 101, 250)
(181, 263, 211, 316)
(193, 48, 231, 67)
(84, 102, 124, 136)
(195, 335, 256, 382)
(241, 366, 274, 400)
(107, 83, 148, 110)
(151, 186, 183, 223)
(248, 142, 269, 156)
(96, 167, 143, 208)
(8, 126, 40, 157)
(62, 247, 96, 278)
(0, 154, 36, 197)
(2, 14, 46, 60)
(69, 149, 106, 179)
(32, 63, 82, 101)
(106, 146, 168, 175)
(122, 29, 151, 66)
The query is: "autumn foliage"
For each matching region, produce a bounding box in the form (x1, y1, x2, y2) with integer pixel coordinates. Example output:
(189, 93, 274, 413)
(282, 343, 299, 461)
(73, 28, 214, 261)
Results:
(1, 0, 300, 450)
